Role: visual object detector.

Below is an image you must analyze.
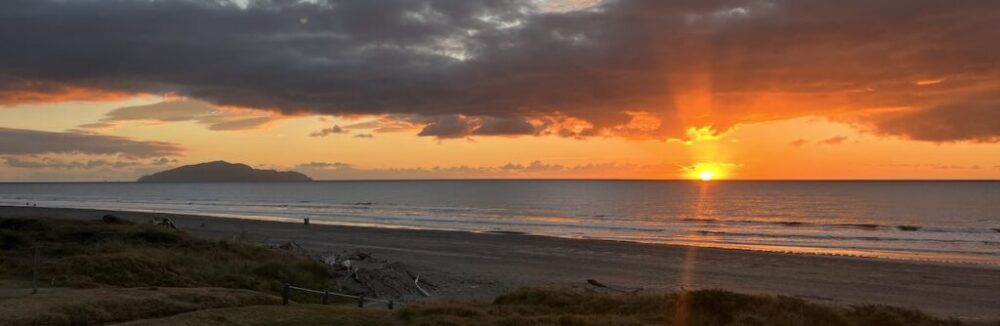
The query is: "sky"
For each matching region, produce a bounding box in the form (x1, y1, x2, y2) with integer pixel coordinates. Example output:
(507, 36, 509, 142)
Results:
(1, 0, 999, 181)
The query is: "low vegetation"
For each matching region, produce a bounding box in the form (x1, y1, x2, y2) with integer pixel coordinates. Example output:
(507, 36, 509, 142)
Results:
(0, 216, 331, 293)
(1, 217, 997, 325)
(396, 287, 995, 326)
(118, 304, 395, 326)
(0, 287, 279, 326)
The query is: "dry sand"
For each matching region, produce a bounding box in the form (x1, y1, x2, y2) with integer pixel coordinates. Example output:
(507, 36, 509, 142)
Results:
(2, 206, 997, 319)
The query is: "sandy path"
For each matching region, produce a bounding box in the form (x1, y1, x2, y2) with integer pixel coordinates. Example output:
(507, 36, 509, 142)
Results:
(2, 206, 997, 319)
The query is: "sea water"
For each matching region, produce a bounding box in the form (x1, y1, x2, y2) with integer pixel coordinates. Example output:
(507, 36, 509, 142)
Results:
(1, 180, 997, 264)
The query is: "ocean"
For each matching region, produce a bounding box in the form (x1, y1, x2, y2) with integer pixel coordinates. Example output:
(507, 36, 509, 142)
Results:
(1, 180, 997, 265)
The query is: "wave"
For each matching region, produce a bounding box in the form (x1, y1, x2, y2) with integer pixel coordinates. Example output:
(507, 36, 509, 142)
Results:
(680, 217, 996, 234)
(692, 229, 1000, 246)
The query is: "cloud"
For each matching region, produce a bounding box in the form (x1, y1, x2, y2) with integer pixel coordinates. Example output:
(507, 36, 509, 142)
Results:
(417, 115, 476, 139)
(0, 127, 182, 158)
(1, 157, 142, 170)
(414, 115, 540, 139)
(789, 139, 808, 146)
(474, 116, 538, 136)
(309, 125, 348, 137)
(296, 161, 352, 169)
(865, 100, 1000, 142)
(880, 163, 989, 170)
(81, 99, 280, 131)
(293, 160, 677, 179)
(818, 136, 848, 145)
(353, 133, 374, 139)
(1, 0, 998, 141)
(0, 77, 132, 106)
(151, 157, 179, 166)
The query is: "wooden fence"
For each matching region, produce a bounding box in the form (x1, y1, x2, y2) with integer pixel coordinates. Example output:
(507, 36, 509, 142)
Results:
(281, 283, 395, 310)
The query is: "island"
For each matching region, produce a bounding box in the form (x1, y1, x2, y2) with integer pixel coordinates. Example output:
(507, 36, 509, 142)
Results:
(137, 161, 313, 182)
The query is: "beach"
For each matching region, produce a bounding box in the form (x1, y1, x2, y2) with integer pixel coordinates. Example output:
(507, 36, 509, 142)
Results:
(2, 205, 998, 320)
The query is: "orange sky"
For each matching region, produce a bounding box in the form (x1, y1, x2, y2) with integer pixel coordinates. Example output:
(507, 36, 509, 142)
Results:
(1, 96, 998, 181)
(1, 0, 998, 181)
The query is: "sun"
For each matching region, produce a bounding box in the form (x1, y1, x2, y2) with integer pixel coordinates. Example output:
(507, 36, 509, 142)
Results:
(683, 162, 735, 181)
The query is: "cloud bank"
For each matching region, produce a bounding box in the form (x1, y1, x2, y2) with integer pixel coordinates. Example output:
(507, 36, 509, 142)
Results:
(0, 127, 183, 158)
(294, 160, 678, 179)
(1, 0, 998, 141)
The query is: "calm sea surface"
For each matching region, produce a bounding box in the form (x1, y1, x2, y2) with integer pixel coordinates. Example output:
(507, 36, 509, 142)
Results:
(1, 181, 998, 264)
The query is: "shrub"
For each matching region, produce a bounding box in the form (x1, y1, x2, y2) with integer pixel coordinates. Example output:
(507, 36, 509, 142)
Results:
(0, 230, 27, 250)
(102, 214, 130, 224)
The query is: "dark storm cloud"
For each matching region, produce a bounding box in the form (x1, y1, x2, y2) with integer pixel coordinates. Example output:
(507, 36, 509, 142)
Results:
(0, 127, 183, 158)
(1, 0, 998, 140)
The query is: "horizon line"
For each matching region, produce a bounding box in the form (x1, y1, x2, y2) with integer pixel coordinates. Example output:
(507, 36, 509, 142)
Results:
(1, 178, 999, 183)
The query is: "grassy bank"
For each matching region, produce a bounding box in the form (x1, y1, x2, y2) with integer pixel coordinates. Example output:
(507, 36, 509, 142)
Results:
(0, 215, 331, 293)
(398, 287, 998, 326)
(118, 287, 998, 326)
(0, 287, 280, 326)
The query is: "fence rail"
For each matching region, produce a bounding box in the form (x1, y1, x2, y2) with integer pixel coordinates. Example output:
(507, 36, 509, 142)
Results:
(282, 284, 394, 310)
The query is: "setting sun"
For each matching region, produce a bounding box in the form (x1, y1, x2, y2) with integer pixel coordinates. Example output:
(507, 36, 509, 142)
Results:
(699, 171, 714, 181)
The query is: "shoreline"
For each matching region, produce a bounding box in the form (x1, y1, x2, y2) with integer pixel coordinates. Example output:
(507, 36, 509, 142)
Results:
(5, 203, 995, 267)
(2, 205, 999, 319)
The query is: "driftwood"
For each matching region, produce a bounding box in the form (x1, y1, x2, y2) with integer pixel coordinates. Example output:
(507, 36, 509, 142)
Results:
(149, 216, 177, 230)
(323, 250, 434, 299)
(413, 275, 430, 297)
(586, 279, 642, 294)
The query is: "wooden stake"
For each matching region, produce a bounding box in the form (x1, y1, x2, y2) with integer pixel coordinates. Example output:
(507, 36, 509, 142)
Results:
(32, 247, 39, 295)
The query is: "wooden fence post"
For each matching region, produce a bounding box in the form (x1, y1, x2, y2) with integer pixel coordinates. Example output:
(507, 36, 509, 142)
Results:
(282, 283, 290, 305)
(322, 290, 329, 305)
(32, 247, 39, 295)
(357, 295, 364, 308)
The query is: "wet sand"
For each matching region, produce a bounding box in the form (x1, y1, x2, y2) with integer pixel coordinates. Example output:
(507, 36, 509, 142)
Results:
(2, 206, 998, 319)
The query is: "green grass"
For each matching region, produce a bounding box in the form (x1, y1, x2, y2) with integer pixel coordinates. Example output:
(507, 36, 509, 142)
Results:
(0, 217, 332, 294)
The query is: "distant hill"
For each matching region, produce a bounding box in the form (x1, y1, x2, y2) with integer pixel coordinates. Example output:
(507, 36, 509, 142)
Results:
(137, 161, 312, 182)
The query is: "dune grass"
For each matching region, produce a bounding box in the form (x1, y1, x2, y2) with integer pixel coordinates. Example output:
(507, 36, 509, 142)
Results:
(119, 304, 395, 326)
(0, 287, 280, 326)
(396, 287, 997, 326)
(117, 287, 1000, 326)
(0, 216, 332, 294)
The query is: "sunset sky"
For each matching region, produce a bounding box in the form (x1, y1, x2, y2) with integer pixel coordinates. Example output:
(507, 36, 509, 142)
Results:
(2, 0, 999, 181)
